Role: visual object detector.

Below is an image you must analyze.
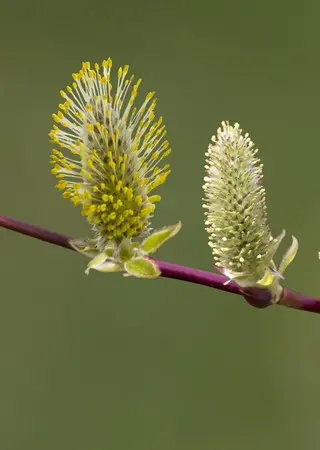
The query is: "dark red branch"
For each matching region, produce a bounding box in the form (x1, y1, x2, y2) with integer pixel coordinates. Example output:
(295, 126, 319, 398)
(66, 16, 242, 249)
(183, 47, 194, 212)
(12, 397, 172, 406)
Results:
(1, 215, 319, 314)
(0, 215, 73, 250)
(278, 287, 320, 314)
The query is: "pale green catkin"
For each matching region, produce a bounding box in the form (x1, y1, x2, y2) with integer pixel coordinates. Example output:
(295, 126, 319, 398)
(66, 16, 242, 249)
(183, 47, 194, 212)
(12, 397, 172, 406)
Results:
(203, 121, 298, 291)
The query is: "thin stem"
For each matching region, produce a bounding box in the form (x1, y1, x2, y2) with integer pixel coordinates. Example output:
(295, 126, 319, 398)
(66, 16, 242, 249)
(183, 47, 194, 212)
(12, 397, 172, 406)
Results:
(0, 215, 72, 250)
(278, 287, 320, 314)
(1, 215, 319, 314)
(0, 216, 239, 294)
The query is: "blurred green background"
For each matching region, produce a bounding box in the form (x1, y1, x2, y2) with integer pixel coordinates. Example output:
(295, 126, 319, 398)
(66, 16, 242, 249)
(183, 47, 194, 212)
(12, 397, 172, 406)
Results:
(1, 0, 320, 449)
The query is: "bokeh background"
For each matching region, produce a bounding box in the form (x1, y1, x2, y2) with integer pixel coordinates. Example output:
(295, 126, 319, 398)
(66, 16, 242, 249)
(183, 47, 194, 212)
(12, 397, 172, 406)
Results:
(1, 1, 320, 449)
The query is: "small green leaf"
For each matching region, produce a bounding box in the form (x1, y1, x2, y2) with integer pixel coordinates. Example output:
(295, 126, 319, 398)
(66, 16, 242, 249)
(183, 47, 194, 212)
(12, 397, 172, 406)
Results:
(124, 258, 161, 278)
(91, 261, 122, 273)
(119, 239, 134, 261)
(257, 268, 277, 287)
(140, 222, 182, 254)
(69, 238, 99, 258)
(267, 229, 286, 262)
(85, 252, 121, 274)
(278, 236, 299, 275)
(85, 252, 108, 274)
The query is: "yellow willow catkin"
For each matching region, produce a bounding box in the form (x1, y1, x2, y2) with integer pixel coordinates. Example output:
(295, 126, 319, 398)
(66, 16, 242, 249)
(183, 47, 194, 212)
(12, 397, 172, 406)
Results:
(49, 58, 171, 251)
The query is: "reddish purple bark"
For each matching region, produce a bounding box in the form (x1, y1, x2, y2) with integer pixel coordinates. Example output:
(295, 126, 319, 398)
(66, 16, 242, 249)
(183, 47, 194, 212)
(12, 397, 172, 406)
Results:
(1, 215, 319, 314)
